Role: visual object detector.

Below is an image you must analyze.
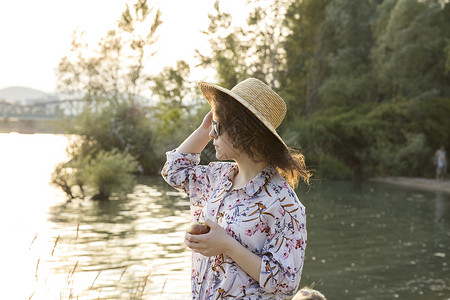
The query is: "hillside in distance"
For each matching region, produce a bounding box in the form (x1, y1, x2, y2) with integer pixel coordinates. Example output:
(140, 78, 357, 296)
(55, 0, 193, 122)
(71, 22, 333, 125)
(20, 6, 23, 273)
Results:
(0, 86, 53, 103)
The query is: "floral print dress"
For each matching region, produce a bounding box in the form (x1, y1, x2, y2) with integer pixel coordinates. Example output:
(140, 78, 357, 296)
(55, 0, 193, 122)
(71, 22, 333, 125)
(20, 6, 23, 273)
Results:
(162, 150, 307, 299)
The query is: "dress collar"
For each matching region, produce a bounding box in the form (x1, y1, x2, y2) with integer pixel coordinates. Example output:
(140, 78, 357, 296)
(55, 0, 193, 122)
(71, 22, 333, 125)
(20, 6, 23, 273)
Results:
(224, 164, 277, 197)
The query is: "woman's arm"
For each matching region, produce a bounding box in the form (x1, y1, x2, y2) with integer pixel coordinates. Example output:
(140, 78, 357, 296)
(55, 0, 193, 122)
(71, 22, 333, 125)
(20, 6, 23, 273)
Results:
(176, 111, 212, 154)
(184, 218, 262, 282)
(161, 111, 214, 200)
(220, 229, 262, 282)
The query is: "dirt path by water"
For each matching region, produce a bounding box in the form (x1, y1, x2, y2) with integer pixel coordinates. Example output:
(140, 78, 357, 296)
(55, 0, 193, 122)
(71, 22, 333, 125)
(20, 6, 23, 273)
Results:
(369, 177, 450, 194)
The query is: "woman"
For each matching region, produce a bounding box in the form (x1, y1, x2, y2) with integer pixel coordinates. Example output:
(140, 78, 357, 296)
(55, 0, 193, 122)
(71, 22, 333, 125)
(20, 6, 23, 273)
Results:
(162, 78, 311, 299)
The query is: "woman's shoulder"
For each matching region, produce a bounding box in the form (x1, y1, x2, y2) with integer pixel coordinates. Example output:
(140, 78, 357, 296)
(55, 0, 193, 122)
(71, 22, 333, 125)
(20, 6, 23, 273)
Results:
(208, 161, 235, 170)
(206, 161, 236, 179)
(266, 173, 304, 209)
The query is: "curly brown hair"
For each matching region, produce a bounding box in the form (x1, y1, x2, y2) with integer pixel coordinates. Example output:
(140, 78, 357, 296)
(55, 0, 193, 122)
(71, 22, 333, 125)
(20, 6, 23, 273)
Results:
(210, 90, 311, 188)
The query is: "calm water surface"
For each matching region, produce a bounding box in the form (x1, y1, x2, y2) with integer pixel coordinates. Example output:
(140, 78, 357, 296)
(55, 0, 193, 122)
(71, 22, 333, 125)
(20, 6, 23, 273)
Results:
(1, 133, 449, 299)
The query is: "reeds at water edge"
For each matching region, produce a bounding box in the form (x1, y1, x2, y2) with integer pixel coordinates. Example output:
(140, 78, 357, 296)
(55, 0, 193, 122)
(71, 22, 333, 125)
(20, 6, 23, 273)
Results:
(28, 220, 156, 300)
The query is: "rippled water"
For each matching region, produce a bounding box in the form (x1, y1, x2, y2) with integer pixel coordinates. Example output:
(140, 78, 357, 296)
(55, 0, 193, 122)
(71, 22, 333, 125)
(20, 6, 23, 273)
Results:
(1, 133, 449, 299)
(302, 180, 450, 299)
(41, 177, 192, 299)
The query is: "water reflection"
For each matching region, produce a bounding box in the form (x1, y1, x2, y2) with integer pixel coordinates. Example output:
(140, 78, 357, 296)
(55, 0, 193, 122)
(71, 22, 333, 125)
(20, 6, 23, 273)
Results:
(434, 191, 448, 231)
(1, 133, 449, 300)
(302, 180, 450, 299)
(38, 178, 450, 300)
(42, 177, 192, 299)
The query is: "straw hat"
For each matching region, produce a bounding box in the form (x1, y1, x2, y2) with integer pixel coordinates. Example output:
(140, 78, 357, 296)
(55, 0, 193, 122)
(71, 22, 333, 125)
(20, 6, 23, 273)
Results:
(198, 78, 288, 148)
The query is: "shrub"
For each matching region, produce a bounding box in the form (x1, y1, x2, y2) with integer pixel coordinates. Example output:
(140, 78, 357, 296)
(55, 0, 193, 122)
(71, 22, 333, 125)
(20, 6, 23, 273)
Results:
(84, 149, 139, 200)
(52, 149, 139, 201)
(51, 154, 88, 200)
(309, 151, 354, 180)
(73, 103, 158, 174)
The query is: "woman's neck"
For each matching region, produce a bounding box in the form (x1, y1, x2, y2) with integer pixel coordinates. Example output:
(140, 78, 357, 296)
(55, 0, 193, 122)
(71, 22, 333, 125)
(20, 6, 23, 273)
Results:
(232, 156, 268, 190)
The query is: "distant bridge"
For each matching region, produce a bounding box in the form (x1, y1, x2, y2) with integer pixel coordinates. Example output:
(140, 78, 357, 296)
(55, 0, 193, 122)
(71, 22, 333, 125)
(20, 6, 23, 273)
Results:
(0, 99, 85, 121)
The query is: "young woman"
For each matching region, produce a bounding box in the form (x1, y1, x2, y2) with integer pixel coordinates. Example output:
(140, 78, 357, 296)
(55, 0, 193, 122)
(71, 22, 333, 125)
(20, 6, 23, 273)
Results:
(162, 78, 311, 299)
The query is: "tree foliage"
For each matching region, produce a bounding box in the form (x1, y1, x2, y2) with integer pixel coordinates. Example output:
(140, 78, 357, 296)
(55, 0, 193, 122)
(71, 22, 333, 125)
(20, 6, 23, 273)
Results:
(198, 0, 450, 179)
(52, 149, 139, 201)
(151, 60, 209, 152)
(57, 0, 162, 105)
(53, 0, 450, 187)
(196, 0, 251, 89)
(318, 0, 377, 107)
(53, 0, 164, 200)
(372, 0, 450, 100)
(281, 0, 330, 119)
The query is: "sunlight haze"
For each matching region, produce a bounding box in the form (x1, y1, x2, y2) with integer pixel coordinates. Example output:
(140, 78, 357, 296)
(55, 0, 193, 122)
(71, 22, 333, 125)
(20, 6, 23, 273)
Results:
(0, 0, 247, 94)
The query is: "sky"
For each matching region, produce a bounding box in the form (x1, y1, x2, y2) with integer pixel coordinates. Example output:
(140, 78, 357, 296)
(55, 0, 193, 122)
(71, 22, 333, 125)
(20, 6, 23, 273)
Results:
(0, 0, 249, 93)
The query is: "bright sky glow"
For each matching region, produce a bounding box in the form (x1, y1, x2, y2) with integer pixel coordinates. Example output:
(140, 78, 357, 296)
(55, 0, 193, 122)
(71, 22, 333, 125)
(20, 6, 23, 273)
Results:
(0, 0, 250, 93)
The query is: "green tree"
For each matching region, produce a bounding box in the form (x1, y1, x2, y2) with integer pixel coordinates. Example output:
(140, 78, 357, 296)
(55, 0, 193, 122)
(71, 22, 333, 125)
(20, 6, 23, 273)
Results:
(318, 0, 378, 108)
(372, 0, 450, 100)
(151, 60, 208, 152)
(152, 60, 192, 107)
(282, 0, 330, 118)
(445, 38, 450, 74)
(57, 0, 162, 105)
(195, 0, 249, 89)
(280, 0, 450, 179)
(139, 0, 450, 180)
(58, 0, 162, 172)
(53, 0, 162, 200)
(245, 0, 291, 88)
(70, 103, 157, 172)
(197, 0, 291, 90)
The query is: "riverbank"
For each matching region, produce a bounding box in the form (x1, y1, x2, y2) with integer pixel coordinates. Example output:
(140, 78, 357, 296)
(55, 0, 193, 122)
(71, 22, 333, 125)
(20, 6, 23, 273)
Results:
(369, 177, 450, 194)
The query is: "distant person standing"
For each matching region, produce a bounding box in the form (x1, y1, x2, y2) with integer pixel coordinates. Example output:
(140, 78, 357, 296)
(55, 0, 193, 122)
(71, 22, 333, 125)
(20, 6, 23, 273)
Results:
(434, 145, 447, 181)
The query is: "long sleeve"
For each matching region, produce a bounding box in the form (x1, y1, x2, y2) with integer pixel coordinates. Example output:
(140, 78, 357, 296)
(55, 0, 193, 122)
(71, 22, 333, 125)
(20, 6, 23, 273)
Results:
(259, 191, 307, 297)
(161, 150, 234, 222)
(162, 152, 306, 299)
(161, 150, 211, 217)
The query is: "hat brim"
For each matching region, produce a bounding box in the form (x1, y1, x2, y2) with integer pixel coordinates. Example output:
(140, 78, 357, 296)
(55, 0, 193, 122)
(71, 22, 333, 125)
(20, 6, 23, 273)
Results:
(198, 81, 288, 149)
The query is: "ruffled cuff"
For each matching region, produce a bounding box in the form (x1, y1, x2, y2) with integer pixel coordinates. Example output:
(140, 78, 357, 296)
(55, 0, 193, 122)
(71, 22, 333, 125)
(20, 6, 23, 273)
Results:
(165, 149, 201, 167)
(161, 149, 203, 197)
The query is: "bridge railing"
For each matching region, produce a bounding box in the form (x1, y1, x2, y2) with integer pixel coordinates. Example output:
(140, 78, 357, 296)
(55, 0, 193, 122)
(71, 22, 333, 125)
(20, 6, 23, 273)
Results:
(0, 99, 85, 120)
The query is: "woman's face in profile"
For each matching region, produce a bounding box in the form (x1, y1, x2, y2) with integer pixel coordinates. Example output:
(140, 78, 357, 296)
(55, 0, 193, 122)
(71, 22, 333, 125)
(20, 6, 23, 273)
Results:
(210, 113, 241, 161)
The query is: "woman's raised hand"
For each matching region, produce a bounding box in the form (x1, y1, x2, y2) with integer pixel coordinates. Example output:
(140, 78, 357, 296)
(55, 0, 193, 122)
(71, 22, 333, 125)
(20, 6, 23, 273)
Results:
(176, 111, 213, 153)
(200, 111, 213, 131)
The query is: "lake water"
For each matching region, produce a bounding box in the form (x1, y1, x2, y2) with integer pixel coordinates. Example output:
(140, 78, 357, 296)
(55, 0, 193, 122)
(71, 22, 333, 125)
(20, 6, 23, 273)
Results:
(1, 133, 449, 299)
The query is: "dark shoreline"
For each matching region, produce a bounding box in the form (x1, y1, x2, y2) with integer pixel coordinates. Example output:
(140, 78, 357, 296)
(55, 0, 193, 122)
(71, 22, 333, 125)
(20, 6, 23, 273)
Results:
(369, 177, 450, 194)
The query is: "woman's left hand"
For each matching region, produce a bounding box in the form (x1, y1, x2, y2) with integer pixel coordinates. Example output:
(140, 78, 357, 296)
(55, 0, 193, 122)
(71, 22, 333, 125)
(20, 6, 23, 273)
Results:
(184, 218, 231, 257)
